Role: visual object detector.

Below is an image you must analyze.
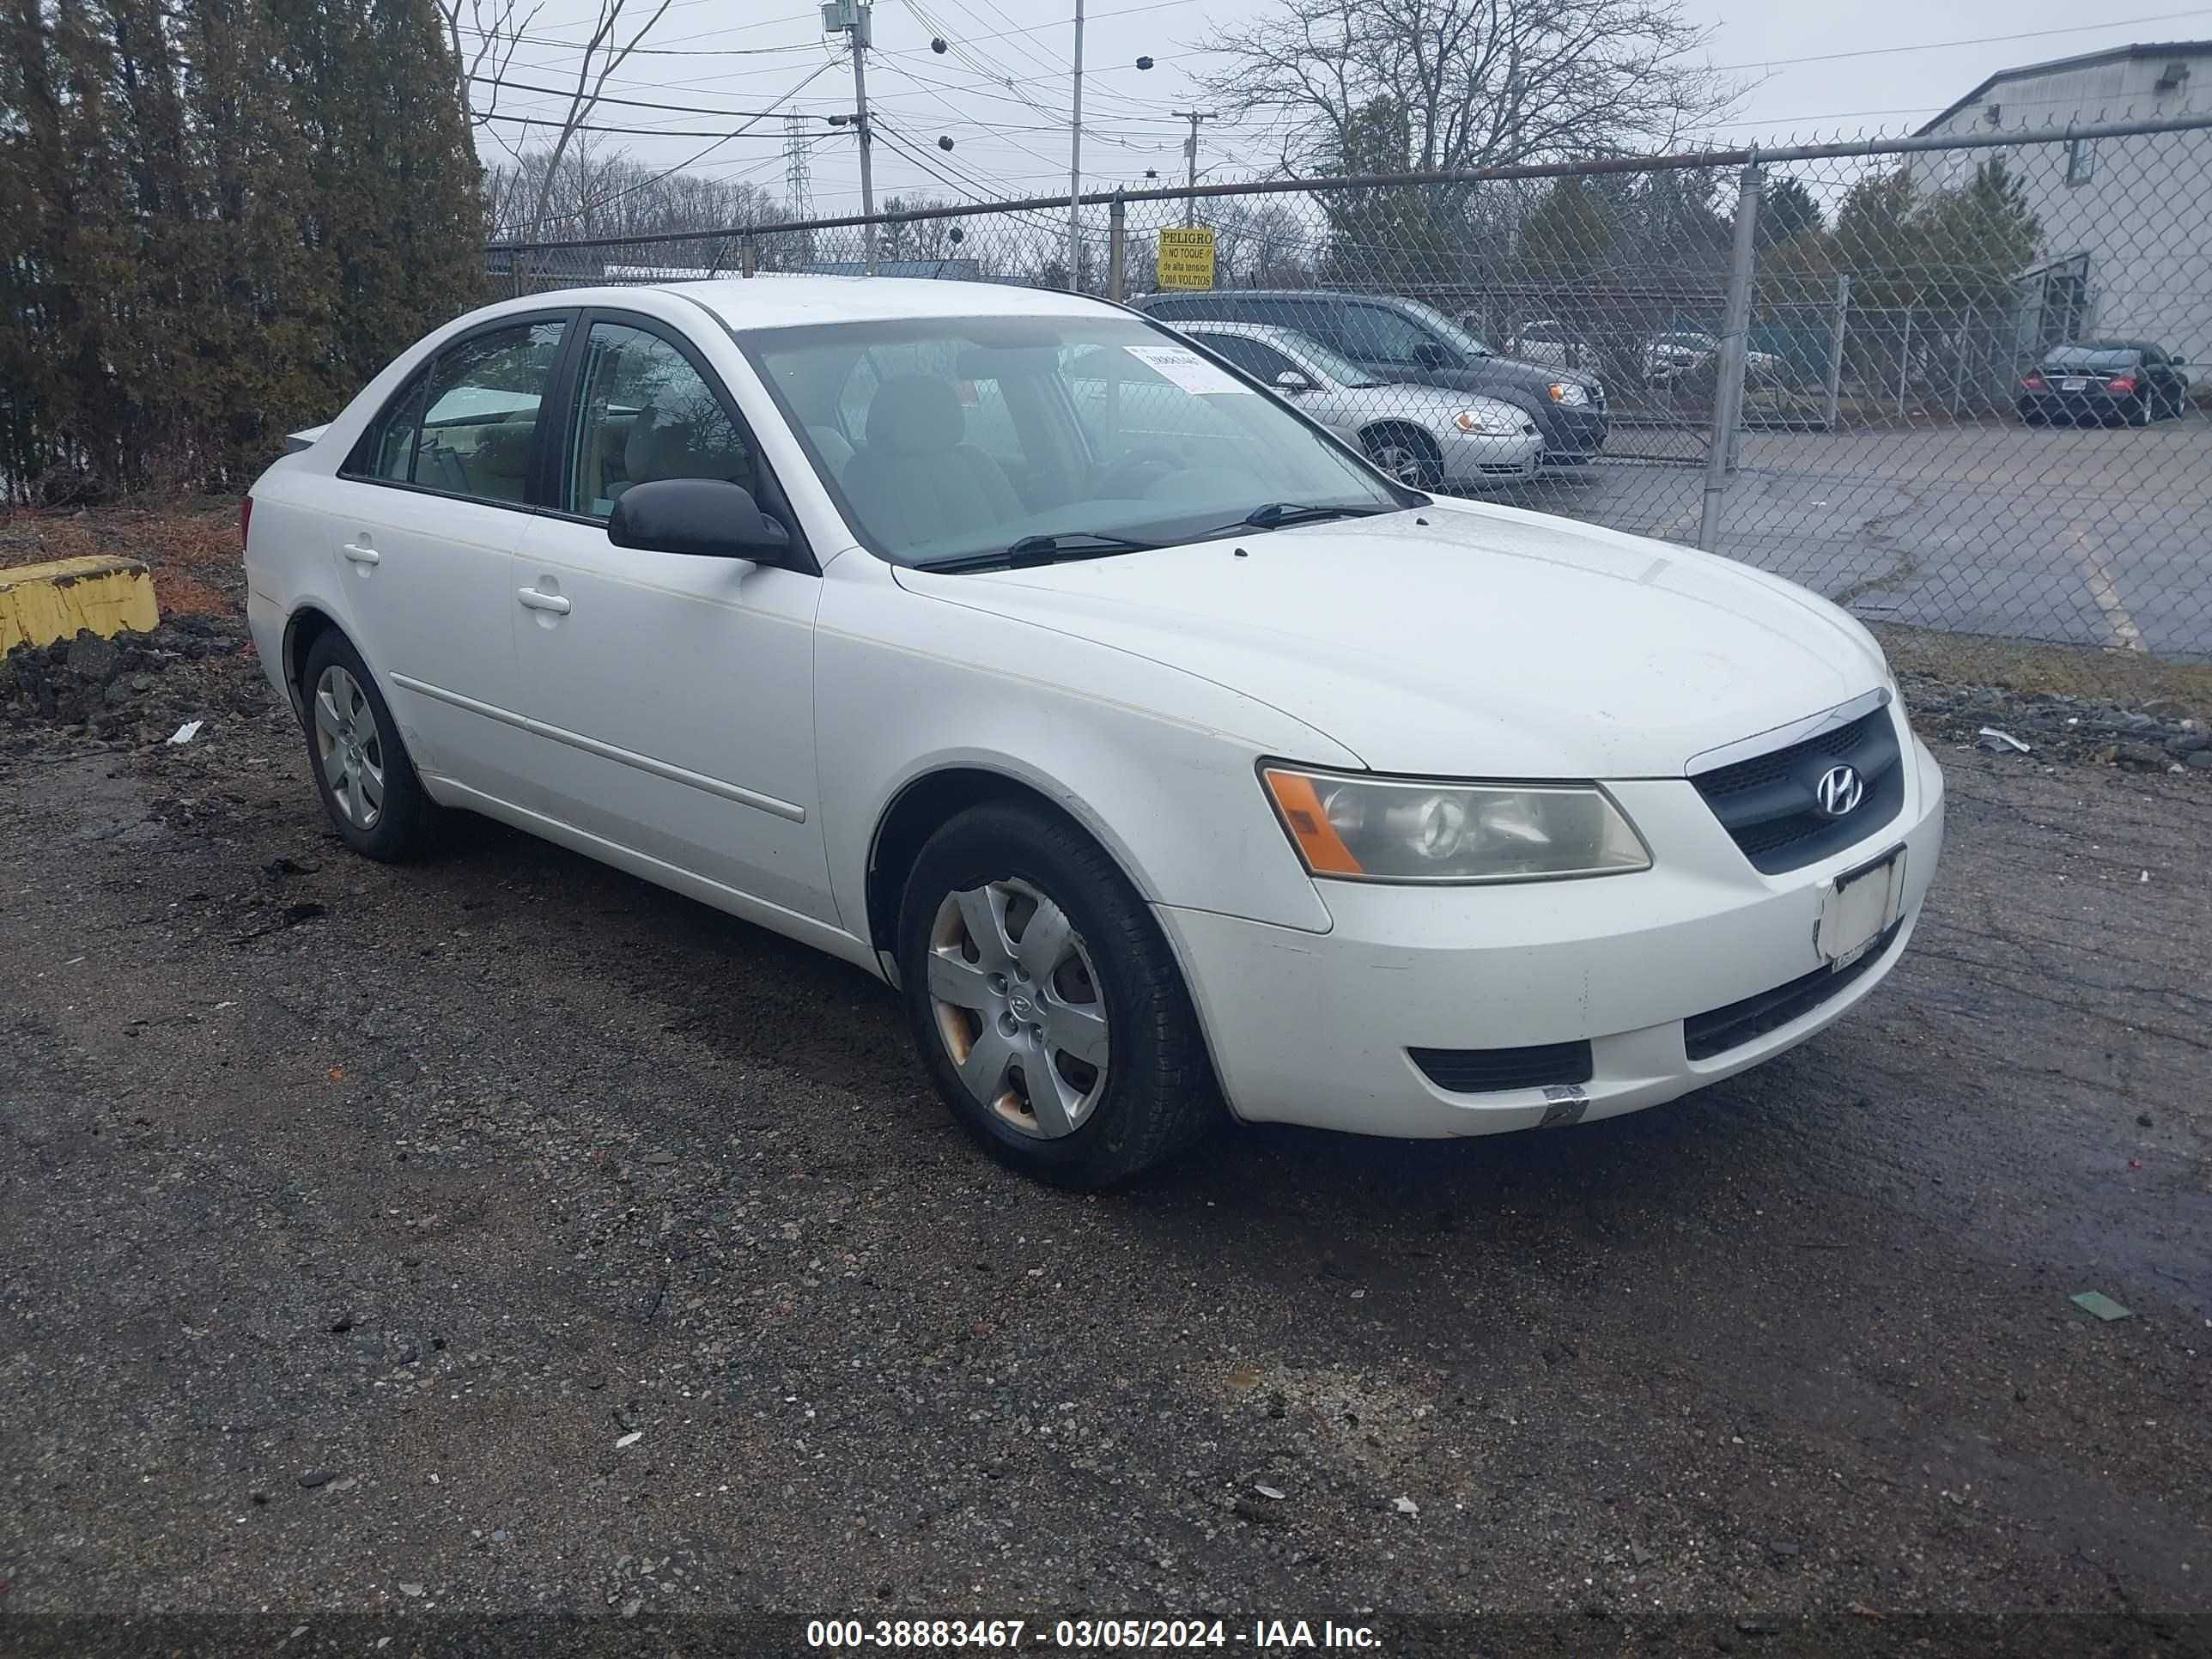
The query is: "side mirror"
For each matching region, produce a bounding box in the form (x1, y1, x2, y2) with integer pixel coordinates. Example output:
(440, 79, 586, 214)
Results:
(1273, 370, 1315, 394)
(1413, 340, 1454, 370)
(608, 477, 792, 563)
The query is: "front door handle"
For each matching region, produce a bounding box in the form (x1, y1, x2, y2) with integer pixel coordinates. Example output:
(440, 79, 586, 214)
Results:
(342, 543, 380, 566)
(517, 587, 571, 615)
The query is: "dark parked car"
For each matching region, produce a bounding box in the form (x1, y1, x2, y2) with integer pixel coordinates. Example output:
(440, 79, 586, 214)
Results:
(1133, 289, 1608, 466)
(2018, 342, 2191, 426)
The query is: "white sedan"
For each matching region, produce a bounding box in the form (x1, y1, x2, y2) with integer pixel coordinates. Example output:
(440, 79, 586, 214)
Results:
(243, 277, 1944, 1188)
(1164, 322, 1540, 487)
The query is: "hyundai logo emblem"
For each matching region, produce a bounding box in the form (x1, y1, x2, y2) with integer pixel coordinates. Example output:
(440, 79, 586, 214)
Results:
(1814, 763, 1865, 818)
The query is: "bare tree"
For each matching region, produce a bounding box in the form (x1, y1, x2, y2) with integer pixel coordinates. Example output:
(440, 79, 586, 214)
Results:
(485, 145, 783, 244)
(1196, 0, 1743, 178)
(434, 0, 544, 143)
(513, 0, 678, 240)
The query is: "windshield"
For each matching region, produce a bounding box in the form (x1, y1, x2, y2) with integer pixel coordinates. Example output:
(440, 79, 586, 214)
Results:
(737, 313, 1411, 568)
(1395, 297, 1495, 358)
(2042, 346, 2137, 372)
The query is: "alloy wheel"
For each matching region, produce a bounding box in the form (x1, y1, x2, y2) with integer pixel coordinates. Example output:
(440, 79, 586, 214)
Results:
(1369, 441, 1425, 484)
(926, 878, 1110, 1139)
(313, 664, 386, 830)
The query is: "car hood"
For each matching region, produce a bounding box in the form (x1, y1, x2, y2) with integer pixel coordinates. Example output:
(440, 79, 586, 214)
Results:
(1442, 356, 1599, 392)
(892, 501, 1887, 778)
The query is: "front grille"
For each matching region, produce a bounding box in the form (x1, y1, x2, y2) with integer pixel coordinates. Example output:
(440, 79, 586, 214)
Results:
(1692, 705, 1905, 874)
(1409, 1040, 1594, 1094)
(1683, 921, 1903, 1060)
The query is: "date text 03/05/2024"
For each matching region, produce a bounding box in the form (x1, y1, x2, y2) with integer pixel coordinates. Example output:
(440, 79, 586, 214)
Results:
(804, 1618, 1382, 1649)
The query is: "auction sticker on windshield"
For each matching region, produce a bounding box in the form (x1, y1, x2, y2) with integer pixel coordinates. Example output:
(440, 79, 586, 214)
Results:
(1122, 344, 1254, 397)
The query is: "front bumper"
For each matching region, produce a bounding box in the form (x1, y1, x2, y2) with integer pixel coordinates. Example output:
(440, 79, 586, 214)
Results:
(1530, 399, 1609, 463)
(1440, 428, 1543, 484)
(1156, 729, 1945, 1139)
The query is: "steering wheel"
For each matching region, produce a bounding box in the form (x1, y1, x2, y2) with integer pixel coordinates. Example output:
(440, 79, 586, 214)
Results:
(1095, 444, 1187, 498)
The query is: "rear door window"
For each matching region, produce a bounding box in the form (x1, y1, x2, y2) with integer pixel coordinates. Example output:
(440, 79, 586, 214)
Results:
(347, 317, 568, 505)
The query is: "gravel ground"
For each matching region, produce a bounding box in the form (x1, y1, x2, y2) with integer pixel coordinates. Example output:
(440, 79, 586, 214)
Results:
(2, 618, 2209, 1658)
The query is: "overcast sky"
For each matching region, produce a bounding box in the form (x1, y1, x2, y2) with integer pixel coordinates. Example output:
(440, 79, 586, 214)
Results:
(472, 0, 2212, 218)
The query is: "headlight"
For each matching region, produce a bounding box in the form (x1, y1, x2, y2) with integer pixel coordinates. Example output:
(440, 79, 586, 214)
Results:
(1547, 382, 1591, 405)
(1452, 410, 1513, 434)
(1261, 767, 1651, 884)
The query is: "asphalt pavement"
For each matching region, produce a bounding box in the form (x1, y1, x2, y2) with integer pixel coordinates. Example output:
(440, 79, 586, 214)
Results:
(1, 666, 2208, 1656)
(1514, 417, 2212, 660)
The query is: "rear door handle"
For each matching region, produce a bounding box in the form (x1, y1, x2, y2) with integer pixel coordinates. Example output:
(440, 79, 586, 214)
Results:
(342, 543, 380, 565)
(517, 587, 571, 615)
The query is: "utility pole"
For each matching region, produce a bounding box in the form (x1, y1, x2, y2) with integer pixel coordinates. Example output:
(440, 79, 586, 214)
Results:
(1066, 0, 1084, 291)
(1173, 110, 1212, 227)
(823, 1, 877, 274)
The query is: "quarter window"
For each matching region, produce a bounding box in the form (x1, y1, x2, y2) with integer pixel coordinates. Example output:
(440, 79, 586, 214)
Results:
(350, 318, 567, 502)
(565, 321, 755, 520)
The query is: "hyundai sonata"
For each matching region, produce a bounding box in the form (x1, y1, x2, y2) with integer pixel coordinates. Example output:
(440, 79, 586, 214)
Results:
(244, 278, 1944, 1187)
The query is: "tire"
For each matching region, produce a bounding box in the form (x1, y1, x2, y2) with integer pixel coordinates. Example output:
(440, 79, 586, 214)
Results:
(1359, 425, 1444, 489)
(299, 629, 443, 861)
(896, 799, 1223, 1188)
(2129, 394, 2152, 428)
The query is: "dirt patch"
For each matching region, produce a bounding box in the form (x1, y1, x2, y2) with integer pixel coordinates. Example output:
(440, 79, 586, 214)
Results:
(0, 614, 271, 756)
(0, 497, 245, 617)
(1877, 622, 2212, 718)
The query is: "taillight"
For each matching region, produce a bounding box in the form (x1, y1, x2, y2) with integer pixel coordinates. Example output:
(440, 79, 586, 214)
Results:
(240, 495, 253, 551)
(2023, 373, 2046, 390)
(2107, 374, 2139, 392)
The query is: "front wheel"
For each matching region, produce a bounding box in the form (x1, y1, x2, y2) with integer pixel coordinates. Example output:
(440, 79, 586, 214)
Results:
(896, 800, 1222, 1188)
(1360, 425, 1444, 489)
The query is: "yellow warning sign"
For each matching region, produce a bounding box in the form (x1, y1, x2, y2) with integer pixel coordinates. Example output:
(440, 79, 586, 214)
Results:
(1155, 227, 1217, 291)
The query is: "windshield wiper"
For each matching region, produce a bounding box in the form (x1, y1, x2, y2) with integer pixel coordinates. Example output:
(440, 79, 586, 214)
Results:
(914, 530, 1157, 574)
(1220, 501, 1396, 534)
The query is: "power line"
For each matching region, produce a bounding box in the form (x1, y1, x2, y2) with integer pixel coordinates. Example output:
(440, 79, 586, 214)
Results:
(483, 112, 800, 138)
(1709, 7, 2212, 74)
(471, 72, 849, 119)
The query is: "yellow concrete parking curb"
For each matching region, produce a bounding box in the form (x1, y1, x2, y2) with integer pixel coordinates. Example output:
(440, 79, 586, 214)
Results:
(0, 556, 160, 658)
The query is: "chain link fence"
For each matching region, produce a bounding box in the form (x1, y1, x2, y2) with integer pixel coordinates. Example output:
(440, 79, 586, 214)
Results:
(489, 115, 2212, 689)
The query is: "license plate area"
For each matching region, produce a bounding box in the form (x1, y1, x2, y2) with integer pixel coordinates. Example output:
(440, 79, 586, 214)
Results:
(2060, 377, 2087, 391)
(1818, 846, 1907, 969)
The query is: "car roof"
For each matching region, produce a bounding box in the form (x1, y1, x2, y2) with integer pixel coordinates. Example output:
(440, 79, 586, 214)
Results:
(493, 276, 1131, 332)
(1140, 289, 1364, 306)
(1175, 320, 1310, 344)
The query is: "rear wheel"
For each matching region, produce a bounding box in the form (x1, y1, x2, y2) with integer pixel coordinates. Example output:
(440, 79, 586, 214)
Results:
(1360, 425, 1444, 489)
(300, 630, 442, 860)
(2129, 394, 2153, 427)
(896, 800, 1222, 1188)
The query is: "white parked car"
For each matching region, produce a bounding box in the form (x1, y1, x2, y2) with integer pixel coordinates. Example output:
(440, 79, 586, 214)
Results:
(1646, 330, 1785, 385)
(244, 278, 1944, 1188)
(1507, 318, 1596, 371)
(1164, 322, 1540, 487)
